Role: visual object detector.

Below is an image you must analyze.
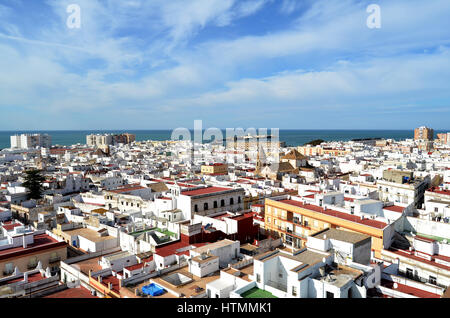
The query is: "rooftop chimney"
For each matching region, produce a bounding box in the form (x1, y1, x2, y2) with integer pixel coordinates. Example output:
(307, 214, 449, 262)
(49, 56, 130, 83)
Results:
(22, 234, 27, 249)
(23, 272, 29, 283)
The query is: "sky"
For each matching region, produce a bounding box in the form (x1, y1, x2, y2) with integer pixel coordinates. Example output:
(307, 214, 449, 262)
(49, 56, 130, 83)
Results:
(0, 0, 449, 131)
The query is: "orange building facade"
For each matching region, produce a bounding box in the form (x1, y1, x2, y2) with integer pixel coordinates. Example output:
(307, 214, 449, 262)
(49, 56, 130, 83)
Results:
(264, 198, 394, 258)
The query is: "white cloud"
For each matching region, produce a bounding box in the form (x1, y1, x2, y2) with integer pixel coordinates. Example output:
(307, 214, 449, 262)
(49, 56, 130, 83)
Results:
(0, 0, 449, 129)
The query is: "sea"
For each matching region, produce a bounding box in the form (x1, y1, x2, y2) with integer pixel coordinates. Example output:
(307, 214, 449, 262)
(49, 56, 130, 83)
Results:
(0, 129, 447, 150)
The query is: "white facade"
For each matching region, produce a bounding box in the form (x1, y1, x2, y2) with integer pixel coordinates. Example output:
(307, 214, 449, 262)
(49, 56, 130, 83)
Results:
(10, 134, 51, 149)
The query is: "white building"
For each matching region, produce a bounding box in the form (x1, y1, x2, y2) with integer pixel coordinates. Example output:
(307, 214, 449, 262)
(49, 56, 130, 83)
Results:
(10, 134, 51, 149)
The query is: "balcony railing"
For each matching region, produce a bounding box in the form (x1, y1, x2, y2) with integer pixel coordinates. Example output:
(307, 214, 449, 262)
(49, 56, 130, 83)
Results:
(266, 280, 287, 292)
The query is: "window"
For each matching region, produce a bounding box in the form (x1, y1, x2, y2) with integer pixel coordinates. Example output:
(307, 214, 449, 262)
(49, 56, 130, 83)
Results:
(434, 207, 439, 213)
(194, 205, 198, 212)
(429, 276, 437, 285)
(214, 201, 218, 209)
(221, 199, 225, 207)
(256, 274, 261, 283)
(204, 203, 209, 210)
(406, 268, 413, 279)
(238, 196, 241, 204)
(326, 291, 334, 298)
(230, 198, 234, 205)
(292, 286, 297, 296)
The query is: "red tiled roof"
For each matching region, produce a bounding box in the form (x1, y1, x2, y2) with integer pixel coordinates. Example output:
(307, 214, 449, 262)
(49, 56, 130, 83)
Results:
(125, 262, 145, 271)
(380, 279, 441, 298)
(101, 275, 121, 293)
(388, 248, 450, 271)
(109, 184, 146, 193)
(415, 235, 435, 243)
(0, 234, 66, 261)
(6, 272, 46, 284)
(427, 187, 450, 196)
(434, 254, 450, 263)
(155, 241, 206, 257)
(383, 205, 404, 213)
(278, 199, 387, 229)
(44, 286, 98, 298)
(2, 223, 22, 231)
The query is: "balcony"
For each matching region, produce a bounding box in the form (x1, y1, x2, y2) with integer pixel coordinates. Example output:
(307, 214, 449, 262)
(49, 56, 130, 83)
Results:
(266, 280, 287, 293)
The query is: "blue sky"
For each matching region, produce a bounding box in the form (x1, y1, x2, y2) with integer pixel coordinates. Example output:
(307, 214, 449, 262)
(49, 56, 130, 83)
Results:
(0, 0, 449, 130)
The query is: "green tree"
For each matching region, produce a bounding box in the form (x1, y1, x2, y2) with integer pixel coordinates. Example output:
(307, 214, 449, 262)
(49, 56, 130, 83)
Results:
(303, 139, 325, 146)
(22, 169, 45, 200)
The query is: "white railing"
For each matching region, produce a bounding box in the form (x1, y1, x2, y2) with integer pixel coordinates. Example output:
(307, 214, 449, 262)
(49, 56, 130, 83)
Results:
(266, 280, 287, 292)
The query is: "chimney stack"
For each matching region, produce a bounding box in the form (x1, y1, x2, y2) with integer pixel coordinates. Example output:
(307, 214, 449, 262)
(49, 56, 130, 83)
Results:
(22, 235, 28, 249)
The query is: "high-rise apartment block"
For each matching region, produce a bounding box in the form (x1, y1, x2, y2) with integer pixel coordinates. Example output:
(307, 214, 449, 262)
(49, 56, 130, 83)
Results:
(86, 134, 113, 148)
(437, 132, 450, 145)
(414, 126, 434, 141)
(86, 133, 136, 148)
(10, 134, 52, 149)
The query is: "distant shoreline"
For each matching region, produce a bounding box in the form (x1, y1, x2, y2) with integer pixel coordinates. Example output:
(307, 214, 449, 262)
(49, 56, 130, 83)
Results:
(2, 129, 447, 150)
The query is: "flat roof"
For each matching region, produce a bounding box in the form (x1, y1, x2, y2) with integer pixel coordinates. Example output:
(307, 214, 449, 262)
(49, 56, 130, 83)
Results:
(181, 187, 236, 197)
(191, 239, 237, 254)
(44, 286, 98, 298)
(63, 228, 115, 243)
(103, 251, 133, 261)
(255, 248, 328, 272)
(312, 228, 371, 244)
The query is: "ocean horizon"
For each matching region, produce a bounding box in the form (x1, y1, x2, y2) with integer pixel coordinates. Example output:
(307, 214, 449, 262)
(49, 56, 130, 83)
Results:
(0, 129, 448, 150)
